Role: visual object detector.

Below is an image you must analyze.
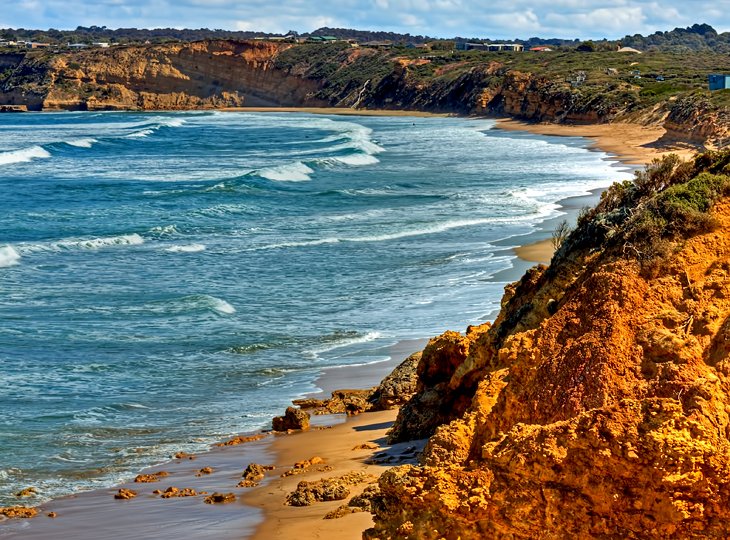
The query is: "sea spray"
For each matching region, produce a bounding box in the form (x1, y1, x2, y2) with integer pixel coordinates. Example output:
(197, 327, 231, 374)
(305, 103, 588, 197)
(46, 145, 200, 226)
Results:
(0, 246, 21, 267)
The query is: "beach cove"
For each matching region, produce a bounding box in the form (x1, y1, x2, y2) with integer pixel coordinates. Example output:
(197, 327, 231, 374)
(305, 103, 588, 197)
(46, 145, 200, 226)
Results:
(0, 109, 678, 538)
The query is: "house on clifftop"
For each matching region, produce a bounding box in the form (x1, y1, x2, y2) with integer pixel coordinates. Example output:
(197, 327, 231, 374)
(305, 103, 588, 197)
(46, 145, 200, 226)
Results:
(709, 74, 730, 91)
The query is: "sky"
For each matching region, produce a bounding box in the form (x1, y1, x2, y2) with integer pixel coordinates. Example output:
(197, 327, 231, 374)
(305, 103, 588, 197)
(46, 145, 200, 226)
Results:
(2, 0, 729, 40)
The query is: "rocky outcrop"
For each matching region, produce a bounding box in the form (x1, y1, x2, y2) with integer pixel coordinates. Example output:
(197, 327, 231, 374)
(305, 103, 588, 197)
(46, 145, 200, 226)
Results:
(0, 506, 38, 519)
(286, 471, 376, 507)
(663, 94, 730, 148)
(272, 406, 310, 431)
(367, 152, 730, 538)
(293, 354, 420, 416)
(368, 352, 421, 410)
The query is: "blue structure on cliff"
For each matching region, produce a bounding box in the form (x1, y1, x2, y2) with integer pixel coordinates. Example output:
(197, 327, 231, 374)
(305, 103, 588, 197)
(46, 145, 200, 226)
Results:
(709, 74, 730, 91)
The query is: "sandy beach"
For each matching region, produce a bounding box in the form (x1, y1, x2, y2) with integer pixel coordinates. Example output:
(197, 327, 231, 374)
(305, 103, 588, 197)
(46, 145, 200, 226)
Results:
(495, 118, 700, 166)
(222, 106, 452, 118)
(0, 111, 688, 540)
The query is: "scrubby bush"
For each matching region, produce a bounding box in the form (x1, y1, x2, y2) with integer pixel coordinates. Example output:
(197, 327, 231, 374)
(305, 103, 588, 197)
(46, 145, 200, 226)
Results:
(553, 150, 730, 264)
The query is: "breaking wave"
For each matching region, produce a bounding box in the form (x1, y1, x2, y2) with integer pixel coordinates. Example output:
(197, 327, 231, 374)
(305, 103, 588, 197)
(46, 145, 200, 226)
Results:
(66, 138, 98, 148)
(165, 244, 206, 253)
(0, 246, 21, 268)
(256, 161, 314, 182)
(0, 146, 51, 166)
(18, 233, 144, 254)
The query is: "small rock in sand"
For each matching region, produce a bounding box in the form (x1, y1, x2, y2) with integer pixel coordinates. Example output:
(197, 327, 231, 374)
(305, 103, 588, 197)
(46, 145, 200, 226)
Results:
(215, 433, 266, 447)
(47, 512, 57, 518)
(114, 489, 137, 500)
(173, 452, 195, 460)
(280, 456, 326, 477)
(242, 463, 267, 482)
(196, 467, 214, 477)
(349, 485, 380, 511)
(352, 442, 379, 450)
(160, 487, 197, 498)
(204, 492, 235, 504)
(0, 506, 38, 519)
(14, 487, 37, 498)
(324, 505, 362, 519)
(134, 471, 169, 483)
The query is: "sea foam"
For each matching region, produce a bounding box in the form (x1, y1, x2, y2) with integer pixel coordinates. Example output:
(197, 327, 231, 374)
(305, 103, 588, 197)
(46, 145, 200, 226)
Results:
(0, 246, 21, 268)
(257, 161, 314, 182)
(19, 233, 145, 253)
(165, 244, 206, 253)
(66, 138, 98, 148)
(0, 146, 51, 166)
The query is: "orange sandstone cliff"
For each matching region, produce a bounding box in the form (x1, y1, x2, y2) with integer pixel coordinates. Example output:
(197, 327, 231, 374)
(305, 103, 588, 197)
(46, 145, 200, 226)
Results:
(5, 40, 328, 111)
(367, 152, 730, 538)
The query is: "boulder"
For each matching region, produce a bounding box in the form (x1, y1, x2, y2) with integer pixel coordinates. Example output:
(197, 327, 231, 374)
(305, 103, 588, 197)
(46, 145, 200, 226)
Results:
(272, 406, 310, 431)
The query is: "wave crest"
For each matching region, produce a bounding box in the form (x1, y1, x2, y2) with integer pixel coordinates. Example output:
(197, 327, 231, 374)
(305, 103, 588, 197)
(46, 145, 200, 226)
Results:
(256, 161, 314, 182)
(18, 234, 144, 254)
(165, 244, 206, 253)
(0, 146, 51, 166)
(0, 246, 21, 268)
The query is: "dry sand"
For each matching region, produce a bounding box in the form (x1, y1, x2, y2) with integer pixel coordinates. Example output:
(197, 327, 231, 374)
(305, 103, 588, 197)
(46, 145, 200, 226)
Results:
(241, 409, 422, 540)
(514, 239, 554, 264)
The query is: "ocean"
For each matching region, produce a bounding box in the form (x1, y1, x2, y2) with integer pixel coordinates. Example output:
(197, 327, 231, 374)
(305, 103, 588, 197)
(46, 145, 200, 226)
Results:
(0, 111, 632, 506)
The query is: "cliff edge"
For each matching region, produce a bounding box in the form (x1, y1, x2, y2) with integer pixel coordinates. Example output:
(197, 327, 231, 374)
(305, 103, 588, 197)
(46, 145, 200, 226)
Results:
(367, 151, 730, 538)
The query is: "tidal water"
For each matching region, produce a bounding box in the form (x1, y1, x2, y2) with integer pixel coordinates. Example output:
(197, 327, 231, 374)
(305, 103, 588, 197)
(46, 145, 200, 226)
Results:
(0, 111, 631, 505)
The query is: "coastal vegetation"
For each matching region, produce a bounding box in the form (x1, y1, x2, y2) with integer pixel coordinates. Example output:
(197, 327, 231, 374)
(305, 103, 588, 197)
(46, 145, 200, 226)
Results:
(560, 153, 730, 262)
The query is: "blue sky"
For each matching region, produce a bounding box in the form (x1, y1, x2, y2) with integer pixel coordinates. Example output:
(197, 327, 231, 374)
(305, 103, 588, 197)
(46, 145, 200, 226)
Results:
(2, 0, 729, 40)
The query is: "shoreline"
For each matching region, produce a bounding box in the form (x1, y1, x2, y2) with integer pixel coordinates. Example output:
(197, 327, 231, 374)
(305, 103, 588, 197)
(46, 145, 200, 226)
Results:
(1, 109, 695, 538)
(220, 106, 452, 118)
(494, 117, 700, 166)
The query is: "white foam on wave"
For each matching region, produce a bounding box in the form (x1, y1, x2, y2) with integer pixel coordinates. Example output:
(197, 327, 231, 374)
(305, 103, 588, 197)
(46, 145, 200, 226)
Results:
(317, 153, 380, 167)
(304, 331, 382, 359)
(149, 225, 179, 236)
(0, 146, 51, 166)
(66, 138, 98, 148)
(125, 128, 154, 139)
(349, 218, 499, 243)
(18, 233, 144, 254)
(0, 246, 21, 268)
(123, 117, 187, 139)
(165, 244, 206, 253)
(185, 295, 235, 315)
(251, 218, 507, 251)
(255, 237, 340, 250)
(257, 161, 314, 182)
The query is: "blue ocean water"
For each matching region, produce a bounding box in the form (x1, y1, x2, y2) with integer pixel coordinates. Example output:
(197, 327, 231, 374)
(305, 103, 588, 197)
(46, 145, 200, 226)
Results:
(0, 111, 632, 505)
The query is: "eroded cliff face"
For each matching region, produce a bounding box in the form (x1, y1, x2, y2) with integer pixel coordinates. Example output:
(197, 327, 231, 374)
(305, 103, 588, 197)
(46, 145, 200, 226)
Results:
(4, 40, 328, 111)
(368, 154, 730, 539)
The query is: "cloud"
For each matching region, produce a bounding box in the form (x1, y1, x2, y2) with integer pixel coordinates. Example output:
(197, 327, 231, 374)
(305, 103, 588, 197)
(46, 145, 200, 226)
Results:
(1, 0, 728, 39)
